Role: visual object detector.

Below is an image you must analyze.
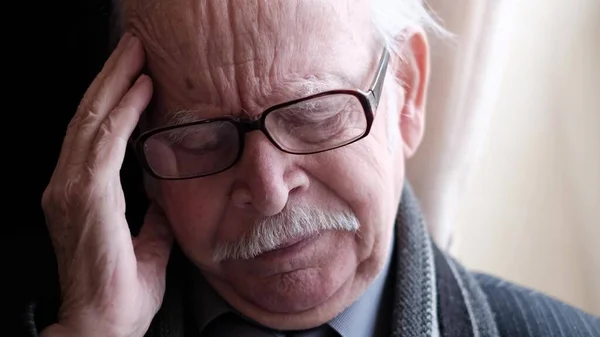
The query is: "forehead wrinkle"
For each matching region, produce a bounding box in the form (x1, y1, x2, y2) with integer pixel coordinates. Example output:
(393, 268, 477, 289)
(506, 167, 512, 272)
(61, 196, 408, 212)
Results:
(127, 0, 379, 130)
(128, 0, 203, 70)
(128, 0, 230, 111)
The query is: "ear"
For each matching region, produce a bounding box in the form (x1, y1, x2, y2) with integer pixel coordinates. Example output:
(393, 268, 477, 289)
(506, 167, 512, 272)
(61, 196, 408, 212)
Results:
(392, 28, 430, 158)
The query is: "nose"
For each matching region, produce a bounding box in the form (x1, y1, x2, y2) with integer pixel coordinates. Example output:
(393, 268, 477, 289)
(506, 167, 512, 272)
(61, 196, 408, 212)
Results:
(230, 132, 309, 216)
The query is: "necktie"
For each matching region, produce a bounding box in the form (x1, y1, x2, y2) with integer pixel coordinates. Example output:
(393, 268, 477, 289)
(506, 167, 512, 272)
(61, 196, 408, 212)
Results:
(202, 312, 338, 337)
(202, 312, 278, 337)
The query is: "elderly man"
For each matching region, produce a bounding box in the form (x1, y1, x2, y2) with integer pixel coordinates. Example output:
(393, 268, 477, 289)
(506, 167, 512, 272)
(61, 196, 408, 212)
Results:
(24, 0, 598, 336)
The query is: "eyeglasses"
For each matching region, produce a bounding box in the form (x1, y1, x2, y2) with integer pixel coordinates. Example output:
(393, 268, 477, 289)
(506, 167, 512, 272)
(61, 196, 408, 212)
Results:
(134, 49, 390, 180)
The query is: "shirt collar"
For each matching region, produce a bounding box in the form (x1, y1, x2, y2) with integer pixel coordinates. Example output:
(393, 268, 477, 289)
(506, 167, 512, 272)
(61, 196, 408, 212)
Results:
(329, 231, 395, 337)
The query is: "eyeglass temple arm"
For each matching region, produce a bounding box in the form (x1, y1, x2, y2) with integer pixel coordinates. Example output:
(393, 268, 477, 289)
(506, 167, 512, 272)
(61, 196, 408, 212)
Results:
(369, 49, 391, 108)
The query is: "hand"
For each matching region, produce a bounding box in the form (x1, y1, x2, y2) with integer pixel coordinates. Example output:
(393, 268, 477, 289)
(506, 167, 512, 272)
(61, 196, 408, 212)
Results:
(40, 33, 173, 337)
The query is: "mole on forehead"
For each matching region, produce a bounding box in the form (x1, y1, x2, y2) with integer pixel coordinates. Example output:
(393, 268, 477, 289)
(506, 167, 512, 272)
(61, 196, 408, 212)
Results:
(157, 72, 359, 126)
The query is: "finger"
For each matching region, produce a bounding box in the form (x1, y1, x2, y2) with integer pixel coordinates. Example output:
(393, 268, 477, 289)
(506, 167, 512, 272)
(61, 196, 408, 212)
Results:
(90, 74, 153, 178)
(54, 33, 138, 174)
(67, 33, 146, 167)
(134, 204, 174, 288)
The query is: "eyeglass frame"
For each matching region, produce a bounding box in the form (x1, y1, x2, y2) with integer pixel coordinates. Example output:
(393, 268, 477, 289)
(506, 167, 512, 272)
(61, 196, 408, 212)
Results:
(133, 49, 390, 180)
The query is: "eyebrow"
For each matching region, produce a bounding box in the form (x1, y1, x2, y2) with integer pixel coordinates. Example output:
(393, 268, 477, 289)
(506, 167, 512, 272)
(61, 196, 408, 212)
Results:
(162, 118, 225, 143)
(161, 73, 358, 126)
(164, 109, 205, 126)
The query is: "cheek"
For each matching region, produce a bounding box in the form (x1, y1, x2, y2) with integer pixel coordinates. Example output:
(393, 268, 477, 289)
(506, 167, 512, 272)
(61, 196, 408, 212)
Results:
(159, 178, 230, 266)
(305, 134, 398, 261)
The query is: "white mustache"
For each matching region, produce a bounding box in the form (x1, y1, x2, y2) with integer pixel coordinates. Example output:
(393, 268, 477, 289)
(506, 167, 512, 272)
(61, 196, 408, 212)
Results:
(212, 205, 360, 262)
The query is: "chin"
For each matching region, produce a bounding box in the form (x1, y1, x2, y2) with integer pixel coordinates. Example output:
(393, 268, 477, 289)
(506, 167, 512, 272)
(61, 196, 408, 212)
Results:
(203, 231, 365, 330)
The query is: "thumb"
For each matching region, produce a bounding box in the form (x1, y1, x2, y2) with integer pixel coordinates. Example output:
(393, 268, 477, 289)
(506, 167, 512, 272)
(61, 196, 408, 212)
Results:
(134, 203, 174, 283)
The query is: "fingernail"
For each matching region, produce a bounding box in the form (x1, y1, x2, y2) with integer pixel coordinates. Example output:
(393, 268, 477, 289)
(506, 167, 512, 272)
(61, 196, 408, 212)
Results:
(135, 74, 149, 85)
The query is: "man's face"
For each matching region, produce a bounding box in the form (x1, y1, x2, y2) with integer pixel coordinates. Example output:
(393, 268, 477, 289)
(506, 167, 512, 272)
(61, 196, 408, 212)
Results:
(126, 0, 426, 330)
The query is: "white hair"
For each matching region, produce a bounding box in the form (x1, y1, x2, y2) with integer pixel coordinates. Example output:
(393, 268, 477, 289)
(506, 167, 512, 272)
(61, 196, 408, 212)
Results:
(370, 0, 448, 55)
(213, 204, 360, 262)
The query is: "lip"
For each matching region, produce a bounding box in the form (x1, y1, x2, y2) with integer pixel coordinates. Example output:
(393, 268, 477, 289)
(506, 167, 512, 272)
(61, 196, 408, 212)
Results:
(255, 234, 319, 260)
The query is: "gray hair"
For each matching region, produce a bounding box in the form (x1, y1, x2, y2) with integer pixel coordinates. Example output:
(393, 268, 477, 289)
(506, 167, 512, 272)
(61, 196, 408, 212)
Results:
(371, 0, 448, 55)
(212, 204, 360, 262)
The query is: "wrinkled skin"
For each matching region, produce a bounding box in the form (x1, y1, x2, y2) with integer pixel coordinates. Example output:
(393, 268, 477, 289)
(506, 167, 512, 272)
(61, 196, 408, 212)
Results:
(40, 0, 429, 335)
(41, 35, 171, 337)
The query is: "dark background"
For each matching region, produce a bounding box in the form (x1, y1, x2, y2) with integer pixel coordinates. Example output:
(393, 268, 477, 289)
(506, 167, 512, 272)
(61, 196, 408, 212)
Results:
(7, 1, 148, 334)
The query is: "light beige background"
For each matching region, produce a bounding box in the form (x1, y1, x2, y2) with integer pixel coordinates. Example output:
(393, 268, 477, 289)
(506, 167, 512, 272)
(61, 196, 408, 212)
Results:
(445, 0, 600, 316)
